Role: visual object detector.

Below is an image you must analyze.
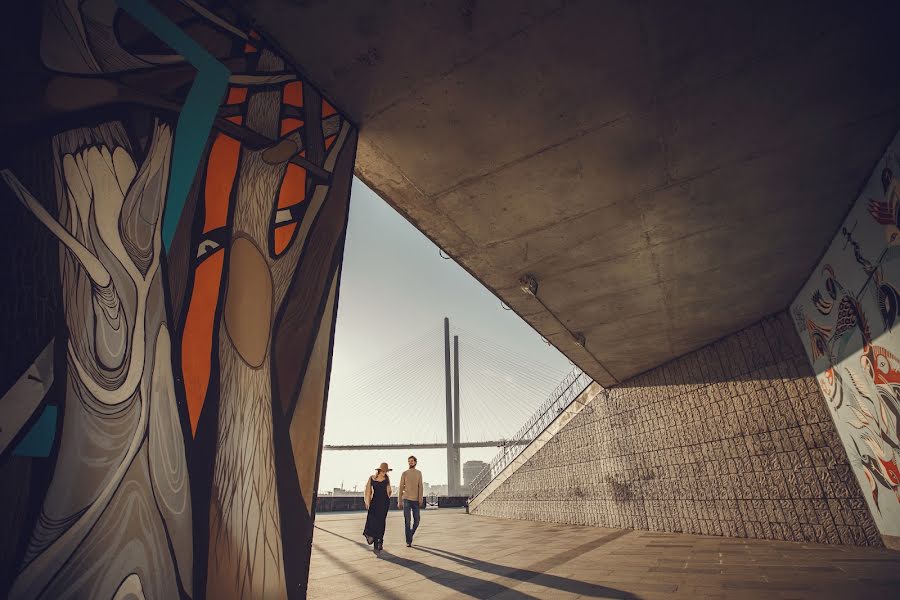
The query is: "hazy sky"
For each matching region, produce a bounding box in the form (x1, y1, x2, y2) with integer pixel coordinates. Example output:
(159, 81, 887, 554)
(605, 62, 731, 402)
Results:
(318, 179, 573, 492)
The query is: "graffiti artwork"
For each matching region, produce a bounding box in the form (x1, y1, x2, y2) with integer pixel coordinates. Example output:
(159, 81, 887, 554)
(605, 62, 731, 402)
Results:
(0, 1, 356, 598)
(792, 132, 900, 541)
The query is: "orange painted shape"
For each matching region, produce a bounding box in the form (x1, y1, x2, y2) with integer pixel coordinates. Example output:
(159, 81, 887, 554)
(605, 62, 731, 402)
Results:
(277, 162, 307, 209)
(203, 134, 240, 233)
(324, 134, 337, 150)
(226, 87, 247, 105)
(322, 98, 337, 118)
(280, 118, 304, 136)
(181, 249, 225, 437)
(249, 30, 261, 40)
(243, 42, 258, 54)
(225, 115, 243, 125)
(283, 81, 303, 107)
(273, 222, 299, 255)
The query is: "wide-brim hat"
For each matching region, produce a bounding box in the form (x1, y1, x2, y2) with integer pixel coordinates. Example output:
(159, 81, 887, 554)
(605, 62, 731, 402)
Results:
(377, 462, 392, 472)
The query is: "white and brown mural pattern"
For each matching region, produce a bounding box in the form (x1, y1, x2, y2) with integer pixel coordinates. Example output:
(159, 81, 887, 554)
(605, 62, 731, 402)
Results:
(792, 130, 900, 545)
(0, 1, 357, 597)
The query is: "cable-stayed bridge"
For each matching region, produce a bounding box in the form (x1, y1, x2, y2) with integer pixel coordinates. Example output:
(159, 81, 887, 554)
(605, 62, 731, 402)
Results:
(323, 318, 580, 494)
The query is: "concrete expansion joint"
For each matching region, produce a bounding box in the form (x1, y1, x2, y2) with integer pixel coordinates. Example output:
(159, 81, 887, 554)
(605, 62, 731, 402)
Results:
(362, 1, 573, 123)
(429, 113, 630, 204)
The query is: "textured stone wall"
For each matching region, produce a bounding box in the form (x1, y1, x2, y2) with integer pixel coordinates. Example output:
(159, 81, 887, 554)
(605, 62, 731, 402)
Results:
(0, 145, 59, 395)
(475, 312, 883, 546)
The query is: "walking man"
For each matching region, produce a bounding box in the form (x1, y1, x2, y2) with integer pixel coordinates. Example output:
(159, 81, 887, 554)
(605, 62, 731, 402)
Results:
(398, 455, 424, 547)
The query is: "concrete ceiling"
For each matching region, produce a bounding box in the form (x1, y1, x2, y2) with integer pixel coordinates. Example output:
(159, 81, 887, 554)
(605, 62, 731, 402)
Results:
(247, 0, 900, 386)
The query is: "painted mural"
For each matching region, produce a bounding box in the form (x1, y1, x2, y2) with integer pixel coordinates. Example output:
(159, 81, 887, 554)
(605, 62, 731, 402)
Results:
(791, 130, 900, 543)
(0, 1, 356, 598)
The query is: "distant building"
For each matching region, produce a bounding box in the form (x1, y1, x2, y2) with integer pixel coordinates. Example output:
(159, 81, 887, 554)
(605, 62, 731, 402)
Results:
(428, 484, 448, 496)
(329, 487, 363, 497)
(463, 460, 488, 487)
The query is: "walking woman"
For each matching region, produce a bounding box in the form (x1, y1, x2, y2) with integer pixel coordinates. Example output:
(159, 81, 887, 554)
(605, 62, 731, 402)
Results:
(363, 462, 393, 551)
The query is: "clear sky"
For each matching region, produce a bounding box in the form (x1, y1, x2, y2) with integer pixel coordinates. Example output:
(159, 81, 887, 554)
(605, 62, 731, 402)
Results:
(318, 178, 573, 492)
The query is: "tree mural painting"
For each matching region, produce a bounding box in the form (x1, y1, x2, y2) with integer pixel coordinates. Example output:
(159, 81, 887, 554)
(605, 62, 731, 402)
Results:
(792, 132, 900, 546)
(2, 122, 193, 600)
(0, 1, 357, 598)
(190, 50, 356, 600)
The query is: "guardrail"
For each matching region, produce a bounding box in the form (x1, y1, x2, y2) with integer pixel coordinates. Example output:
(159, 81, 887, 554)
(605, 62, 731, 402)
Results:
(315, 496, 467, 512)
(468, 366, 593, 499)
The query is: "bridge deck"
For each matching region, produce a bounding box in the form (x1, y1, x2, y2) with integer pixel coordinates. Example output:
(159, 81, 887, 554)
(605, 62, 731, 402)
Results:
(309, 509, 899, 599)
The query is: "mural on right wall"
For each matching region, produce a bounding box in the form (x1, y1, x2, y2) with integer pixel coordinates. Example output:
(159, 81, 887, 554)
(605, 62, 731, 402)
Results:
(792, 130, 900, 545)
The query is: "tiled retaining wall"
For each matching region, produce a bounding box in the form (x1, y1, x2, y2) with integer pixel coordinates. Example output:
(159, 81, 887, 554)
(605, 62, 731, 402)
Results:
(474, 312, 882, 546)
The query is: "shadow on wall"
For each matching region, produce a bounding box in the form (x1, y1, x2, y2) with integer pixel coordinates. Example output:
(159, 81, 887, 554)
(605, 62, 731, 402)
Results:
(589, 225, 900, 542)
(482, 307, 883, 548)
(548, 312, 814, 442)
(611, 312, 809, 387)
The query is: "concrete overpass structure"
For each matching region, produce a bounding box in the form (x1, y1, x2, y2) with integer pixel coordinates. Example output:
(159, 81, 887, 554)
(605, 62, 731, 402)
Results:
(249, 0, 900, 555)
(250, 0, 900, 385)
(3, 1, 900, 598)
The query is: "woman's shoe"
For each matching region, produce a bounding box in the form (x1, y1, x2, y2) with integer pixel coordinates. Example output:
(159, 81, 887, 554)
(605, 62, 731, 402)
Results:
(364, 534, 374, 545)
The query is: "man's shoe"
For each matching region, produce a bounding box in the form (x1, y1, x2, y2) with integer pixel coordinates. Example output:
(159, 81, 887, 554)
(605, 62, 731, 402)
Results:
(406, 542, 411, 547)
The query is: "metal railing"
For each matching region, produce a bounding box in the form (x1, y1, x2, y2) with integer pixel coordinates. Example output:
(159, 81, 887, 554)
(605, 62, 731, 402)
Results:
(468, 366, 593, 498)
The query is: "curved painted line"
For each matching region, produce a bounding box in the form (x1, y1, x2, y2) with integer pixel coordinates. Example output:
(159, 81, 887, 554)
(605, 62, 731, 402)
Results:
(116, 0, 231, 250)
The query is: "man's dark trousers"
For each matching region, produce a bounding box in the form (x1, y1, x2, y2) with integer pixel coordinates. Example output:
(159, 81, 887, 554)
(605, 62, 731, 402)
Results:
(403, 499, 420, 544)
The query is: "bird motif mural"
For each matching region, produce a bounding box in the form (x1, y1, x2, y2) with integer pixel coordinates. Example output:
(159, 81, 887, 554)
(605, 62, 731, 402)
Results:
(793, 135, 900, 542)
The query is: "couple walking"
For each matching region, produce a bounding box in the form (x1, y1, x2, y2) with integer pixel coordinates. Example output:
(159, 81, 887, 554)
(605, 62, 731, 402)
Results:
(363, 455, 423, 551)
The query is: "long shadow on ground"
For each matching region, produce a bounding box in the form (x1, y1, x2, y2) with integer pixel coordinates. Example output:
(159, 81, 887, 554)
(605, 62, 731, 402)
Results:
(314, 525, 638, 599)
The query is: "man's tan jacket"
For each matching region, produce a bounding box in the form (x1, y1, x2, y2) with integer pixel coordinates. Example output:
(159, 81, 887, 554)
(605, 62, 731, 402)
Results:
(398, 468, 423, 503)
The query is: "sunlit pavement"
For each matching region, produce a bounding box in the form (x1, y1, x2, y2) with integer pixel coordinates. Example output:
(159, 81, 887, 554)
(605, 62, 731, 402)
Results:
(308, 509, 899, 599)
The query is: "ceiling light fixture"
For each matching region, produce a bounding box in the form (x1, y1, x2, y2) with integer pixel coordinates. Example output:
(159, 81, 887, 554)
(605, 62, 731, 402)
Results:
(519, 274, 538, 296)
(511, 272, 617, 384)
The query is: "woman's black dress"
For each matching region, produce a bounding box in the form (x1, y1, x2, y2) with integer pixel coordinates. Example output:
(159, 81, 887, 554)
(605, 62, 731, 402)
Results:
(363, 476, 390, 543)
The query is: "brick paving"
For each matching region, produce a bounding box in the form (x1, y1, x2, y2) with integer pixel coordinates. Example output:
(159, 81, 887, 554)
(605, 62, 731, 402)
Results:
(308, 509, 900, 599)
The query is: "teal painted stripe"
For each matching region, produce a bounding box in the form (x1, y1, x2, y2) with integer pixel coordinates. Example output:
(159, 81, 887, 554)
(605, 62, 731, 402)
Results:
(14, 405, 58, 457)
(14, 4, 230, 455)
(117, 0, 231, 250)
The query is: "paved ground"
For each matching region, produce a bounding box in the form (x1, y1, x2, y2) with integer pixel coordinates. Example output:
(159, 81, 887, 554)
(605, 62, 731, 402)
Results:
(309, 509, 900, 599)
